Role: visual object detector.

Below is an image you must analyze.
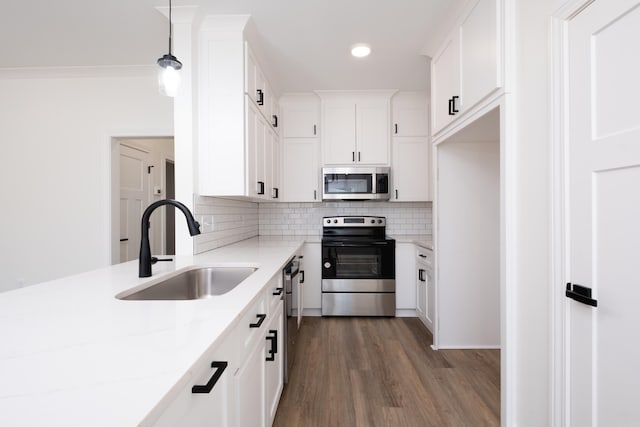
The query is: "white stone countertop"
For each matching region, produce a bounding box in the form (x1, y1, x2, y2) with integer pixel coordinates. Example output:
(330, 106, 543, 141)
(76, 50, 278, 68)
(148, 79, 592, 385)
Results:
(0, 237, 308, 427)
(390, 234, 433, 250)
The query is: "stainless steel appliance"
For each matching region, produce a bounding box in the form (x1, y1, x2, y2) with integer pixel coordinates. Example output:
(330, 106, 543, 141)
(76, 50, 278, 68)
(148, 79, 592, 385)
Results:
(283, 256, 301, 383)
(322, 167, 390, 201)
(321, 216, 396, 316)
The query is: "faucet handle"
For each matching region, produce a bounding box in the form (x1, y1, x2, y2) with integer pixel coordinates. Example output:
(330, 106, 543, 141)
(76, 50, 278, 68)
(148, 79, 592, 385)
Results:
(151, 257, 173, 264)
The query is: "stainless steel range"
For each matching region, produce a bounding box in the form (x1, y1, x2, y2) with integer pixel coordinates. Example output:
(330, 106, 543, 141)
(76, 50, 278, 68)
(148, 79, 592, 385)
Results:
(321, 216, 396, 316)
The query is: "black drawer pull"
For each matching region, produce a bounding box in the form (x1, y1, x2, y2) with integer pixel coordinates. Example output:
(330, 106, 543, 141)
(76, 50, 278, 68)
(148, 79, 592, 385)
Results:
(119, 238, 128, 242)
(448, 98, 454, 115)
(418, 269, 426, 282)
(300, 270, 305, 284)
(257, 181, 265, 195)
(192, 361, 228, 394)
(256, 89, 264, 105)
(566, 283, 598, 307)
(249, 313, 267, 328)
(273, 287, 283, 296)
(266, 329, 277, 362)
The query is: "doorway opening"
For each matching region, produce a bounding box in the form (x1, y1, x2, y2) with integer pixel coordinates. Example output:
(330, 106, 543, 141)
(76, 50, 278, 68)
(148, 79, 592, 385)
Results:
(111, 137, 175, 265)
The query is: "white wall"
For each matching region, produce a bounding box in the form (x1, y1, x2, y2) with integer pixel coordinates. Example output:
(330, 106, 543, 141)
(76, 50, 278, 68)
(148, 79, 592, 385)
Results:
(437, 127, 500, 348)
(0, 69, 172, 292)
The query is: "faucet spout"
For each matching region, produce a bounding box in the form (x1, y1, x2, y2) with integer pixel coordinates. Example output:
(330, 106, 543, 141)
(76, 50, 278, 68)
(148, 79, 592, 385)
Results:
(139, 199, 201, 278)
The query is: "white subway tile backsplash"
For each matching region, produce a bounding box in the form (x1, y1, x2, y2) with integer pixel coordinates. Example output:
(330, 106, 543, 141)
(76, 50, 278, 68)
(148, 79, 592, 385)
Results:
(258, 201, 432, 236)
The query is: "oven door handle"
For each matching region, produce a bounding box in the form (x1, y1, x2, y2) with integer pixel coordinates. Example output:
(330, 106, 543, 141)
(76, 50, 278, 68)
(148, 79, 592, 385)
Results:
(322, 242, 391, 247)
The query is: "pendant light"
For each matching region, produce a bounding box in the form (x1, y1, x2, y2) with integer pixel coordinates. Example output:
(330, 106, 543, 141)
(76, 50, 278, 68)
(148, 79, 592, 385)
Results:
(157, 0, 182, 97)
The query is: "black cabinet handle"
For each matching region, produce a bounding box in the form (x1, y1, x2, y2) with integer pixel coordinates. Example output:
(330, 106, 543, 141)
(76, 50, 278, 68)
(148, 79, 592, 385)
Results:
(272, 115, 278, 128)
(418, 269, 426, 282)
(273, 287, 283, 296)
(314, 190, 317, 200)
(300, 270, 305, 284)
(257, 181, 265, 195)
(266, 329, 277, 362)
(249, 313, 267, 328)
(191, 361, 228, 394)
(395, 189, 398, 199)
(566, 283, 598, 307)
(448, 98, 454, 115)
(256, 89, 264, 106)
(358, 152, 361, 162)
(119, 238, 128, 242)
(313, 124, 317, 135)
(352, 152, 355, 162)
(418, 254, 427, 258)
(452, 95, 459, 113)
(394, 123, 398, 134)
(272, 188, 279, 199)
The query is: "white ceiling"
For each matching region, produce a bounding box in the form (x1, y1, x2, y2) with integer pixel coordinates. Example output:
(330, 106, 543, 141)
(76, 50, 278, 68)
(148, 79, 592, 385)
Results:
(0, 0, 463, 93)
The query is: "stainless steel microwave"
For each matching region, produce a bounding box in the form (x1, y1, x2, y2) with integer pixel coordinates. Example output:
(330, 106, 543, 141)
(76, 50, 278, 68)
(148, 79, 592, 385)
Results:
(322, 167, 390, 201)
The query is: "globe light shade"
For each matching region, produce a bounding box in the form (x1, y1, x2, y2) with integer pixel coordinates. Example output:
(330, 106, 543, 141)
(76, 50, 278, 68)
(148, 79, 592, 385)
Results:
(157, 54, 182, 97)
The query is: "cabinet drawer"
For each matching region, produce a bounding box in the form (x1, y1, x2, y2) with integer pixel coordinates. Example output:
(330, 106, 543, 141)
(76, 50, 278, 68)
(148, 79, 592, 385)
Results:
(416, 247, 433, 266)
(238, 295, 268, 351)
(266, 274, 284, 314)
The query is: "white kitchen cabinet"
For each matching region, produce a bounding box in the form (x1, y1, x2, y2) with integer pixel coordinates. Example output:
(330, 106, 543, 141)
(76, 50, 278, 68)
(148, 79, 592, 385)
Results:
(392, 92, 429, 137)
(281, 138, 320, 202)
(153, 335, 236, 427)
(198, 17, 279, 200)
(234, 331, 266, 427)
(281, 93, 319, 138)
(390, 92, 431, 202)
(430, 0, 501, 135)
(416, 246, 434, 333)
(264, 300, 284, 426)
(302, 243, 321, 313)
(319, 92, 393, 166)
(269, 130, 281, 200)
(391, 137, 430, 202)
(395, 243, 417, 312)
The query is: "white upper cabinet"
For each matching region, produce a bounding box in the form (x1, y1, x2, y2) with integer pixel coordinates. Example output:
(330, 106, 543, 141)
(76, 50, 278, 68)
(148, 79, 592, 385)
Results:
(392, 91, 429, 137)
(197, 16, 279, 200)
(390, 92, 431, 202)
(319, 92, 393, 166)
(280, 93, 321, 202)
(430, 0, 502, 136)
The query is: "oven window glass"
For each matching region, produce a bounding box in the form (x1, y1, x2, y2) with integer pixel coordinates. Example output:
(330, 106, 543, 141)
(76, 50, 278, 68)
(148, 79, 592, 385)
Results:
(336, 253, 380, 277)
(322, 243, 395, 279)
(324, 174, 373, 194)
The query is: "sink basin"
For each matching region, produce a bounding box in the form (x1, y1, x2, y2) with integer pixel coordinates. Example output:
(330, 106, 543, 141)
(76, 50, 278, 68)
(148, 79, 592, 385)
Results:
(117, 266, 257, 300)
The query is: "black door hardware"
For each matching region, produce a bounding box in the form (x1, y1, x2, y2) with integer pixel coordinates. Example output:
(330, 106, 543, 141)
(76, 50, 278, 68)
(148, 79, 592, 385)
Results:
(273, 287, 284, 296)
(120, 238, 128, 242)
(192, 361, 228, 394)
(257, 181, 265, 195)
(300, 271, 305, 284)
(418, 269, 426, 282)
(272, 115, 278, 128)
(394, 123, 398, 134)
(256, 89, 264, 105)
(266, 330, 278, 361)
(565, 283, 598, 307)
(451, 96, 459, 113)
(448, 98, 454, 115)
(249, 313, 267, 328)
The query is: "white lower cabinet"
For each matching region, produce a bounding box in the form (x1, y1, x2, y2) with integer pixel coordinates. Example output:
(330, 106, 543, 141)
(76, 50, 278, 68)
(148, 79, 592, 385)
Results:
(301, 243, 322, 312)
(152, 273, 285, 427)
(395, 243, 417, 311)
(416, 246, 434, 333)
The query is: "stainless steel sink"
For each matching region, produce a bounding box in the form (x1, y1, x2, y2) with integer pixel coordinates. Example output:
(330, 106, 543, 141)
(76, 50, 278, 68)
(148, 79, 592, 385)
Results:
(116, 266, 257, 300)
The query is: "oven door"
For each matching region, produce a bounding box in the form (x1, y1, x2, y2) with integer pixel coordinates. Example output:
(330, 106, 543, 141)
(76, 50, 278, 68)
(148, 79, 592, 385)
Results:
(322, 240, 395, 281)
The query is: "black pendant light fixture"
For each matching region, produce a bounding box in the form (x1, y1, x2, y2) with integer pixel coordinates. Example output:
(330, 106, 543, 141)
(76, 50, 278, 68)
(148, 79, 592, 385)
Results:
(157, 0, 182, 97)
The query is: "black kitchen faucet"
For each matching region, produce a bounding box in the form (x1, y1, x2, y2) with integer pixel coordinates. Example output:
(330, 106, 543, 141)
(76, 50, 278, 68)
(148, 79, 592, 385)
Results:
(138, 199, 201, 278)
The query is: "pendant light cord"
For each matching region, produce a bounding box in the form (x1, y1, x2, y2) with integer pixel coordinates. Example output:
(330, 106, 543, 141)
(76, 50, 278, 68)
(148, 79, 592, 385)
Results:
(168, 0, 173, 56)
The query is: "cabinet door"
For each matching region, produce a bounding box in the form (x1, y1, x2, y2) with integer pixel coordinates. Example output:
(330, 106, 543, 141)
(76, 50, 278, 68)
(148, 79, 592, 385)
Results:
(322, 101, 356, 164)
(234, 338, 266, 427)
(153, 339, 234, 427)
(392, 92, 429, 137)
(391, 137, 430, 202)
(356, 100, 389, 165)
(245, 44, 258, 104)
(425, 268, 435, 333)
(302, 243, 322, 311)
(269, 130, 281, 200)
(256, 112, 268, 199)
(459, 0, 499, 113)
(281, 138, 320, 202)
(246, 101, 258, 197)
(431, 32, 459, 134)
(282, 95, 319, 138)
(416, 265, 426, 323)
(395, 243, 416, 310)
(265, 302, 284, 426)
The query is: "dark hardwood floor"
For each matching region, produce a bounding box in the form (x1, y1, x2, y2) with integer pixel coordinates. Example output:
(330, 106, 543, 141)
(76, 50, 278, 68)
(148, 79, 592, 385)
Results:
(274, 317, 500, 427)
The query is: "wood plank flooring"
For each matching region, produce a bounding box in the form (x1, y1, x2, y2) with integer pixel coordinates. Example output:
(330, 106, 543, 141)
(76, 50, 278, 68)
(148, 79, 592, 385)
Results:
(274, 317, 500, 427)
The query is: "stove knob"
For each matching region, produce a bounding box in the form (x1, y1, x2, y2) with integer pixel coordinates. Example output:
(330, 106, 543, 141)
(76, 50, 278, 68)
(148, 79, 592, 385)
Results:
(378, 219, 383, 224)
(326, 219, 330, 224)
(370, 219, 375, 224)
(324, 262, 331, 269)
(333, 219, 338, 223)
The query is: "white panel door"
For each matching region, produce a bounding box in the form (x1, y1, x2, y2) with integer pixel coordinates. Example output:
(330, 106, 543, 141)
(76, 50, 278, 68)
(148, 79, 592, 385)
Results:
(322, 101, 356, 165)
(566, 1, 640, 425)
(119, 144, 149, 263)
(282, 138, 320, 202)
(356, 100, 389, 165)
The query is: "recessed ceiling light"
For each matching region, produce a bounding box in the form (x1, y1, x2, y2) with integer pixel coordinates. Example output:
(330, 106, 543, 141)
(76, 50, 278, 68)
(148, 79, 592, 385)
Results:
(351, 43, 371, 58)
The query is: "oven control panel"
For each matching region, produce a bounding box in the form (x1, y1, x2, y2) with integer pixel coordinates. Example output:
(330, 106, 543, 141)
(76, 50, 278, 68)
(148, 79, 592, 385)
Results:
(323, 216, 386, 227)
